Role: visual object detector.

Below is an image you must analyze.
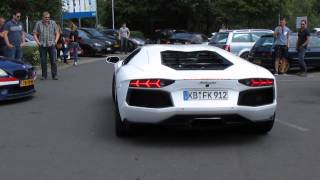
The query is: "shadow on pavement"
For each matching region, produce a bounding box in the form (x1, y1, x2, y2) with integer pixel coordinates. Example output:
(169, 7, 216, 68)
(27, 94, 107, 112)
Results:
(0, 96, 34, 106)
(93, 96, 267, 147)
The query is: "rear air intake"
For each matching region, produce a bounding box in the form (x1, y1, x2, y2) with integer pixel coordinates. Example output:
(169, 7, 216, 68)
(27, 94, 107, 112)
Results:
(161, 50, 233, 70)
(238, 87, 274, 106)
(126, 89, 173, 108)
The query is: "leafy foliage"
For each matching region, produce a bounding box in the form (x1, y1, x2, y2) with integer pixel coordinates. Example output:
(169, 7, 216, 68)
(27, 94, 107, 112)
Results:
(23, 46, 40, 66)
(97, 0, 320, 36)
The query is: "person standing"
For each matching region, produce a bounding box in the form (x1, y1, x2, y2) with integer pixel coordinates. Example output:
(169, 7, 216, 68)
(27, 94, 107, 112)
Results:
(68, 22, 79, 66)
(3, 11, 25, 60)
(33, 11, 60, 80)
(119, 23, 130, 54)
(0, 16, 6, 56)
(296, 20, 310, 77)
(273, 17, 291, 75)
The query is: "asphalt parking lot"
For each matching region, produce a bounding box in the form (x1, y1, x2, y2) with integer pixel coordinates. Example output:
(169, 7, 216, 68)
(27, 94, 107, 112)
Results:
(0, 58, 320, 180)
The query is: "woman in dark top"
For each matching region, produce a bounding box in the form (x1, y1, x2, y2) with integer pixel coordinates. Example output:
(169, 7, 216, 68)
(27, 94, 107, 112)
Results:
(56, 25, 67, 63)
(69, 22, 79, 66)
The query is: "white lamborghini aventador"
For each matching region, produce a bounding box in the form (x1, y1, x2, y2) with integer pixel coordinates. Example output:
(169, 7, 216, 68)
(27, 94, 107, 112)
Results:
(106, 45, 277, 137)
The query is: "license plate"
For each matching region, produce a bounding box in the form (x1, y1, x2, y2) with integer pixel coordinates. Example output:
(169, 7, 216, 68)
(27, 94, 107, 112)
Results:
(20, 79, 34, 87)
(183, 90, 228, 101)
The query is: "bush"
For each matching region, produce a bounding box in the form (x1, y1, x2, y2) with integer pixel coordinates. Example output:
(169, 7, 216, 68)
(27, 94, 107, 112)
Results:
(130, 31, 144, 38)
(23, 46, 40, 65)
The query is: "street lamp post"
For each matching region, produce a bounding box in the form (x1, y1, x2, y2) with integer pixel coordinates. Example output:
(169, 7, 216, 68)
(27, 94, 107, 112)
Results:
(112, 0, 115, 29)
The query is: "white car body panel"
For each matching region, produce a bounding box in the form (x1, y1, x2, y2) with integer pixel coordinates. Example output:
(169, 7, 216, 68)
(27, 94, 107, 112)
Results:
(112, 45, 277, 124)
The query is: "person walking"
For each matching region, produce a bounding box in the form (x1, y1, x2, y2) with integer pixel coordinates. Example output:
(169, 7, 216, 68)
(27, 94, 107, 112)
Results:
(273, 17, 291, 75)
(119, 23, 130, 54)
(0, 16, 6, 56)
(296, 20, 310, 77)
(56, 25, 68, 64)
(3, 11, 25, 60)
(68, 22, 79, 66)
(33, 11, 60, 80)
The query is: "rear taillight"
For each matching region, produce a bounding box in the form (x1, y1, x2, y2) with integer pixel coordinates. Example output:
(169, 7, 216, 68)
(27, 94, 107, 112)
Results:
(129, 79, 174, 88)
(239, 78, 274, 87)
(223, 45, 231, 52)
(0, 77, 18, 82)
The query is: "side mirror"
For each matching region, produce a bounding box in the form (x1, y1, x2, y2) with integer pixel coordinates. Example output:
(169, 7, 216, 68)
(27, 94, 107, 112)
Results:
(106, 56, 120, 64)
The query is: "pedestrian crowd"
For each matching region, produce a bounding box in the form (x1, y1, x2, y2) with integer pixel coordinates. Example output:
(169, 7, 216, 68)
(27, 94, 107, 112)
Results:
(273, 17, 310, 77)
(0, 11, 81, 81)
(0, 11, 311, 79)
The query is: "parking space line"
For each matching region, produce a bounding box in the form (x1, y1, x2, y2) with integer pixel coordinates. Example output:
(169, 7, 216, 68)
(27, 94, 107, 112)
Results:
(276, 119, 309, 132)
(277, 79, 320, 82)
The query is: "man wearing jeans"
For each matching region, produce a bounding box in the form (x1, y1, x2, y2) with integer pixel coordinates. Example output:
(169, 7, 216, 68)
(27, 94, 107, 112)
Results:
(296, 20, 310, 77)
(119, 23, 130, 54)
(33, 11, 60, 80)
(3, 11, 25, 60)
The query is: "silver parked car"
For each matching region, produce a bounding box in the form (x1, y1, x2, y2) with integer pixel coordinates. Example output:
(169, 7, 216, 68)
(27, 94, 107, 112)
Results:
(209, 29, 273, 59)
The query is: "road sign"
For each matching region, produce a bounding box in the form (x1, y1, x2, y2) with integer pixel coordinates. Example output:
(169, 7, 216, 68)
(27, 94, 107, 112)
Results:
(62, 0, 97, 19)
(296, 16, 307, 29)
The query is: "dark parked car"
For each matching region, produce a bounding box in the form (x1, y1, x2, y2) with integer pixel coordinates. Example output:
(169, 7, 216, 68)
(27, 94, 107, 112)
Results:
(168, 32, 208, 44)
(98, 28, 145, 52)
(0, 57, 36, 101)
(248, 33, 320, 73)
(80, 28, 118, 53)
(63, 28, 105, 56)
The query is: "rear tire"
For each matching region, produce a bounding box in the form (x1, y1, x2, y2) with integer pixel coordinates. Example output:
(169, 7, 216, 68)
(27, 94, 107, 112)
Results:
(252, 115, 275, 134)
(112, 75, 115, 103)
(115, 99, 132, 137)
(240, 52, 249, 60)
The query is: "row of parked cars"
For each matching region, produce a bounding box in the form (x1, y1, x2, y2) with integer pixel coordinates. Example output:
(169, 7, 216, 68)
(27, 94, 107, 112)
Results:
(208, 29, 320, 73)
(62, 28, 146, 56)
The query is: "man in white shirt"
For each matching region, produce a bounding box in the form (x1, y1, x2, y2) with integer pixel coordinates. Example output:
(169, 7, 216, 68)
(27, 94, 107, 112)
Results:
(119, 23, 130, 54)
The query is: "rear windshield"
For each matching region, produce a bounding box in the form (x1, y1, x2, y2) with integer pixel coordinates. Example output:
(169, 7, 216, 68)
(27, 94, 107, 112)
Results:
(232, 33, 251, 42)
(86, 29, 104, 37)
(309, 36, 320, 47)
(78, 30, 91, 39)
(161, 51, 233, 70)
(288, 35, 320, 48)
(171, 33, 193, 40)
(254, 36, 274, 47)
(210, 32, 229, 44)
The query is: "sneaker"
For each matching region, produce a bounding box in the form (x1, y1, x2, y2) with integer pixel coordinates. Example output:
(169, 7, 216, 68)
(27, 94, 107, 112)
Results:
(300, 72, 307, 77)
(297, 72, 307, 77)
(52, 76, 59, 80)
(73, 62, 78, 66)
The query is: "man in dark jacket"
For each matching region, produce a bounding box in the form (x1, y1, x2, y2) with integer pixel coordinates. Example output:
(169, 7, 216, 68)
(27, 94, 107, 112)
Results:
(296, 19, 310, 77)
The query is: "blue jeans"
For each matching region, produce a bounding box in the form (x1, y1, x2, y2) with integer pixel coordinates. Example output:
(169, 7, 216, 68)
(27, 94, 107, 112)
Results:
(40, 46, 57, 78)
(5, 46, 23, 60)
(297, 47, 307, 73)
(0, 45, 5, 56)
(69, 42, 79, 63)
(120, 37, 128, 53)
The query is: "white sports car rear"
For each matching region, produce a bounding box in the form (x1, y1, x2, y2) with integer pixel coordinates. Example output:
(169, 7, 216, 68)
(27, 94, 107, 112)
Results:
(107, 45, 277, 137)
